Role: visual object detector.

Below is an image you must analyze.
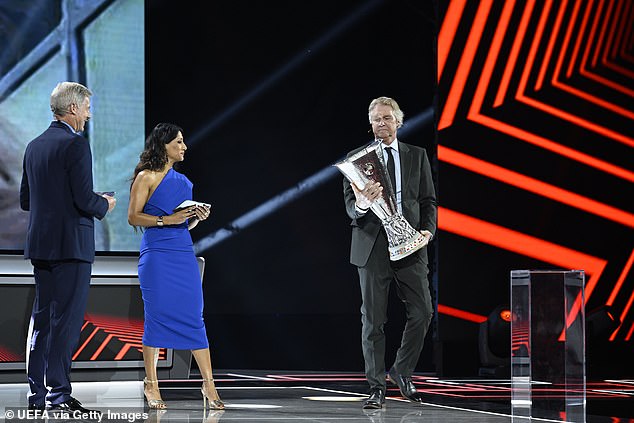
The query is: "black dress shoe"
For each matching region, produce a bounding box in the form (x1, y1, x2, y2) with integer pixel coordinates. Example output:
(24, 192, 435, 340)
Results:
(48, 397, 99, 414)
(28, 403, 45, 410)
(362, 388, 385, 409)
(387, 367, 423, 403)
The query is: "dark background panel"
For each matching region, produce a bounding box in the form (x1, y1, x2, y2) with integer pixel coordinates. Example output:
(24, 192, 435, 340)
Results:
(147, 0, 439, 371)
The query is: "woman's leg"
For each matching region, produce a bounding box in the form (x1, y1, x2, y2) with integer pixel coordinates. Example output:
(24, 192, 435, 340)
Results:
(143, 345, 166, 408)
(192, 348, 224, 409)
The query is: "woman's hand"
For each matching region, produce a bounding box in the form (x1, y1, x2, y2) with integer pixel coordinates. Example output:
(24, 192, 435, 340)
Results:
(192, 205, 211, 221)
(166, 207, 197, 225)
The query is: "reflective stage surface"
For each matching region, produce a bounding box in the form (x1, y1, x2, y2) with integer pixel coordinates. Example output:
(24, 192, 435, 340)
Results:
(1, 371, 633, 422)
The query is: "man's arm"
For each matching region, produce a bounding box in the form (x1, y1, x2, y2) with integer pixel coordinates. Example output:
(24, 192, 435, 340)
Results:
(418, 149, 437, 237)
(343, 177, 384, 220)
(67, 137, 109, 219)
(343, 177, 362, 220)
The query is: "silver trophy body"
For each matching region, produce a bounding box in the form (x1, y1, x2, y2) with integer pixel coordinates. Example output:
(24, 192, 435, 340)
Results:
(335, 140, 428, 261)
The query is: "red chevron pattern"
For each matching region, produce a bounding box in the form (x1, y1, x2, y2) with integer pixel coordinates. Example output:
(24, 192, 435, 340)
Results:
(0, 346, 22, 362)
(437, 0, 633, 344)
(72, 314, 166, 361)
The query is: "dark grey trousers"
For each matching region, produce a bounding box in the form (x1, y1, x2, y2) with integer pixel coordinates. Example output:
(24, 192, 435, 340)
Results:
(357, 231, 433, 390)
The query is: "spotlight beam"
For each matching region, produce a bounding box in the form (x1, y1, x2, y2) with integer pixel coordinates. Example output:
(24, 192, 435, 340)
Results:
(193, 108, 433, 254)
(187, 0, 383, 147)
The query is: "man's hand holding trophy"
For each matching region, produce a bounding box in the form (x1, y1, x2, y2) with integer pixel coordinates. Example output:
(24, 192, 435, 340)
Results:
(335, 140, 430, 261)
(351, 181, 382, 210)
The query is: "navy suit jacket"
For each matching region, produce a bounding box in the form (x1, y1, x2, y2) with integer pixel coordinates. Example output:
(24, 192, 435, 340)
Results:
(343, 140, 437, 267)
(20, 121, 109, 262)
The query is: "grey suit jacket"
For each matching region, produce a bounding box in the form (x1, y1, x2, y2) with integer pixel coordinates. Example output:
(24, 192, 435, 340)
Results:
(343, 141, 437, 267)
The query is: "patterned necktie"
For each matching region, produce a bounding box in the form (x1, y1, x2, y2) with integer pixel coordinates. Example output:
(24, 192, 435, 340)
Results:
(385, 146, 397, 191)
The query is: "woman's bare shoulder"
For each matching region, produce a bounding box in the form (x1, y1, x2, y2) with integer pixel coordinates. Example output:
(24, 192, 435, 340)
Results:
(136, 169, 162, 183)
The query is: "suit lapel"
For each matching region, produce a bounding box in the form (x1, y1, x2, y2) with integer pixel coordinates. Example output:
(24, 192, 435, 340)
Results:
(398, 141, 412, 190)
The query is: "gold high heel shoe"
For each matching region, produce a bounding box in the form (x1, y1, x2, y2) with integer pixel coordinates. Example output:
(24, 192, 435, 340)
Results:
(201, 378, 224, 410)
(143, 377, 167, 409)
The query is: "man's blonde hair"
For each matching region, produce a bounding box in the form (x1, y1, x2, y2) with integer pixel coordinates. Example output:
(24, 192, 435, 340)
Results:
(50, 82, 92, 117)
(368, 96, 404, 128)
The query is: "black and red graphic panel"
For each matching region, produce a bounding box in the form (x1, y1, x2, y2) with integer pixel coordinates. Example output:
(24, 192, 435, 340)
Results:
(437, 0, 633, 374)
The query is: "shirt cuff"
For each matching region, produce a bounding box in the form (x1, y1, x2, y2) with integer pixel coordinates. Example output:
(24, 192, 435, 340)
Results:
(355, 204, 369, 215)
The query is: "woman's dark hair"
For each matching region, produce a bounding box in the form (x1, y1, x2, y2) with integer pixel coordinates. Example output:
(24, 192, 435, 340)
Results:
(130, 123, 183, 189)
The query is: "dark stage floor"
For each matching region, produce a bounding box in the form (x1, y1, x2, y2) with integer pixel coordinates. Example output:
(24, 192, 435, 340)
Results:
(1, 371, 633, 422)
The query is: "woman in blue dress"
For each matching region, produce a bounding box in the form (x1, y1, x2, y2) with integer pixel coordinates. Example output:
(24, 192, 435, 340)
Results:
(128, 123, 223, 410)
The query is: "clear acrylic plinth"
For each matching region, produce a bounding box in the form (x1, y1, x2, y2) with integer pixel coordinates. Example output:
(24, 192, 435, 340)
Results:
(510, 270, 586, 422)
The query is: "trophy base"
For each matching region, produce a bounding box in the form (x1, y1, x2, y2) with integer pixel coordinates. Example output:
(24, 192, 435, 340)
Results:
(388, 231, 428, 261)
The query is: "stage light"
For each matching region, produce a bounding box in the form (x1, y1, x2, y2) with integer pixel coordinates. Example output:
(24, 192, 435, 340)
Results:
(478, 305, 511, 377)
(193, 109, 433, 254)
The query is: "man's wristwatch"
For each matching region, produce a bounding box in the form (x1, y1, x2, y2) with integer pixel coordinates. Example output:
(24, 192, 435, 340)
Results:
(156, 216, 164, 227)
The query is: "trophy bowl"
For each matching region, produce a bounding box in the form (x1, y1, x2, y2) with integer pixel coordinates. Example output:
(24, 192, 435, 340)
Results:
(335, 140, 428, 261)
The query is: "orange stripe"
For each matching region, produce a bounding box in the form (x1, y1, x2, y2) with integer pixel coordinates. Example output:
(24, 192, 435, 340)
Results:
(581, 0, 606, 71)
(536, 0, 567, 90)
(611, 0, 631, 59)
(601, 0, 634, 77)
(603, 51, 634, 78)
(439, 0, 493, 129)
(469, 113, 634, 182)
(494, 0, 535, 106)
(626, 322, 634, 341)
(579, 0, 634, 96)
(437, 304, 487, 323)
(469, 0, 515, 115)
(552, 80, 634, 119)
(620, 0, 634, 60)
(438, 0, 468, 80)
(114, 344, 133, 361)
(518, 0, 549, 94)
(517, 95, 634, 147)
(551, 0, 582, 82)
(602, 0, 626, 63)
(567, 0, 595, 77)
(90, 334, 114, 361)
(462, 0, 631, 182)
(516, 0, 634, 147)
(580, 66, 634, 96)
(438, 145, 634, 228)
(72, 327, 99, 361)
(560, 290, 586, 342)
(438, 207, 607, 302)
(592, 0, 616, 67)
(609, 286, 634, 340)
(608, 249, 634, 339)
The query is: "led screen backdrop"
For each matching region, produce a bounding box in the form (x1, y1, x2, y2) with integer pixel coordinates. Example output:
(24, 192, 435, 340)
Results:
(437, 0, 633, 375)
(145, 0, 439, 371)
(0, 0, 144, 252)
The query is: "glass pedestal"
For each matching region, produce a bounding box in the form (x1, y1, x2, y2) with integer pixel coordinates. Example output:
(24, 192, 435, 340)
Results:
(510, 270, 586, 422)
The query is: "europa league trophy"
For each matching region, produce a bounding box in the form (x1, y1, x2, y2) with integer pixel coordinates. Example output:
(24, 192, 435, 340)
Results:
(335, 140, 428, 261)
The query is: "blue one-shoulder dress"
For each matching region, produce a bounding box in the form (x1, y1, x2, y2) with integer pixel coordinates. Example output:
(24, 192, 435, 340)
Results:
(138, 168, 209, 350)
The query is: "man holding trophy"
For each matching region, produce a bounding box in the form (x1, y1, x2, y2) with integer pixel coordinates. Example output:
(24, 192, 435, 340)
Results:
(338, 96, 437, 409)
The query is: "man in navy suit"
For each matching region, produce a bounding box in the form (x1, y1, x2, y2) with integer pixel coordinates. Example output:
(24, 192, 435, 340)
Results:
(343, 97, 437, 409)
(20, 82, 116, 411)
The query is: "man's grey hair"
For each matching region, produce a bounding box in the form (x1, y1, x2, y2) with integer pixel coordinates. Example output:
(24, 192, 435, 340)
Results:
(50, 82, 92, 117)
(368, 96, 404, 128)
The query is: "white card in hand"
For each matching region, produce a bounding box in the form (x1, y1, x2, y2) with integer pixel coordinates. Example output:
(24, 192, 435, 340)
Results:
(174, 200, 211, 212)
